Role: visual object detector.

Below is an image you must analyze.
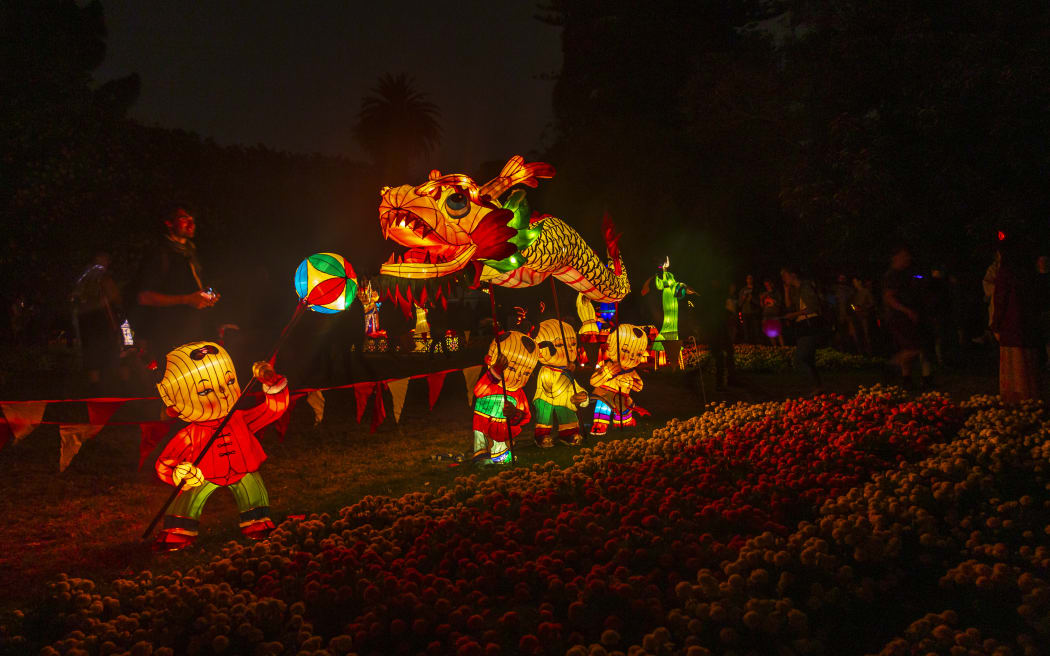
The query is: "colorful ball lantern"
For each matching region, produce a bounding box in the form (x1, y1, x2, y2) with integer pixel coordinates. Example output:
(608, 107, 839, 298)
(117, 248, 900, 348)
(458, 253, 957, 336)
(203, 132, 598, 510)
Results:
(294, 253, 358, 313)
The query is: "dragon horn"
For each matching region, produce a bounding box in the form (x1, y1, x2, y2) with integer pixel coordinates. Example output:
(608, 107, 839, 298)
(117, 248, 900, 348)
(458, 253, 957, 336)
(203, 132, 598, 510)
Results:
(479, 155, 556, 200)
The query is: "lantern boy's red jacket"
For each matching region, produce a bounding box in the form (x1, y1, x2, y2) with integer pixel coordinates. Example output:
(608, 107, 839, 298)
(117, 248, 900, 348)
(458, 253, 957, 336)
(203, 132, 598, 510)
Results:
(472, 370, 530, 443)
(156, 380, 289, 486)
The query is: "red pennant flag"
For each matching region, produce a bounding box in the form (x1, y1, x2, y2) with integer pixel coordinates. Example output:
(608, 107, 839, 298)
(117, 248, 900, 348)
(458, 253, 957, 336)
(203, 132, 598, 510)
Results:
(370, 382, 387, 433)
(353, 383, 375, 423)
(138, 421, 173, 470)
(87, 400, 124, 427)
(427, 371, 447, 409)
(0, 420, 12, 453)
(275, 393, 306, 441)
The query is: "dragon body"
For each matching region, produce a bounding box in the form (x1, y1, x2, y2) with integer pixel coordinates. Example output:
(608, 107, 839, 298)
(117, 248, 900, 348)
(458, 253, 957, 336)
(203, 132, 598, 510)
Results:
(374, 156, 629, 311)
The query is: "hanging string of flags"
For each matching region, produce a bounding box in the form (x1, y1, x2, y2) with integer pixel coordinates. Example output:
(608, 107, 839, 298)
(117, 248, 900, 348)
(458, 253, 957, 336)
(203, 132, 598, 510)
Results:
(0, 366, 480, 472)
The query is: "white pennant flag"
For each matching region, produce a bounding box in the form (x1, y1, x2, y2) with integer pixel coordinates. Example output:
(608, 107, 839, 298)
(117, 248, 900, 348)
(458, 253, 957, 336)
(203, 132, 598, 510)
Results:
(388, 378, 410, 423)
(306, 390, 325, 425)
(1, 402, 47, 443)
(463, 365, 483, 406)
(59, 423, 103, 472)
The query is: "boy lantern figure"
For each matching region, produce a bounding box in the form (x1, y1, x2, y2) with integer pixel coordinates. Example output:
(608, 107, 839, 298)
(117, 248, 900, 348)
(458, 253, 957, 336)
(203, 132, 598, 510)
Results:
(533, 319, 589, 447)
(473, 331, 538, 465)
(153, 341, 289, 551)
(589, 323, 648, 435)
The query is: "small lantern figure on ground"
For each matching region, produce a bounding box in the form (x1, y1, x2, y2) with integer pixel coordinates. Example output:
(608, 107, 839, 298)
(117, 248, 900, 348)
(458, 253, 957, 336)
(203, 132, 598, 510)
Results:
(589, 324, 648, 435)
(472, 331, 538, 465)
(153, 341, 289, 551)
(358, 280, 381, 336)
(533, 319, 589, 447)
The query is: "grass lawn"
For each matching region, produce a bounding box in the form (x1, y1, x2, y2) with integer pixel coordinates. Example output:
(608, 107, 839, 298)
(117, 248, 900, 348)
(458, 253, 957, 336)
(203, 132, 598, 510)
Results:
(0, 344, 1005, 617)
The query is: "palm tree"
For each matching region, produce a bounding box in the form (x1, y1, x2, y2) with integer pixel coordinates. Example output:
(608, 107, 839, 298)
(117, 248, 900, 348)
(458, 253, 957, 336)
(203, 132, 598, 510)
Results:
(353, 73, 441, 180)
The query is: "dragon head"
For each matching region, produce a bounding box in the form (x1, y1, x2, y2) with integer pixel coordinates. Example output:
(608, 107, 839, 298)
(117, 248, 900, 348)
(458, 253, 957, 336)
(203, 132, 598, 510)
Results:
(378, 172, 504, 280)
(380, 156, 558, 277)
(375, 157, 555, 312)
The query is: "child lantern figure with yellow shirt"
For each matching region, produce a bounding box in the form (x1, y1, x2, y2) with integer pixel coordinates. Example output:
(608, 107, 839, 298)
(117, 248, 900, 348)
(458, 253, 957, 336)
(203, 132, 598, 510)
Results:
(153, 342, 289, 551)
(533, 319, 589, 447)
(472, 331, 539, 465)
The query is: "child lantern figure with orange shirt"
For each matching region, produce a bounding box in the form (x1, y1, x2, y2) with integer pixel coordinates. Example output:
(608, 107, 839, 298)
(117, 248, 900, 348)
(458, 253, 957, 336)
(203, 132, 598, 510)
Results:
(153, 341, 289, 551)
(589, 324, 649, 435)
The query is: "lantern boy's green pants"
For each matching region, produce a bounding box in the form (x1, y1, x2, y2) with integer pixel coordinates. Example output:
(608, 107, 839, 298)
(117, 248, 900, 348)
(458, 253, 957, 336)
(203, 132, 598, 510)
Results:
(162, 471, 274, 537)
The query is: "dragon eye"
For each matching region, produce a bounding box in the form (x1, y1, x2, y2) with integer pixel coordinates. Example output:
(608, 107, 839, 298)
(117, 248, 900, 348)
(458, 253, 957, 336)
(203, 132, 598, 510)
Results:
(444, 192, 470, 218)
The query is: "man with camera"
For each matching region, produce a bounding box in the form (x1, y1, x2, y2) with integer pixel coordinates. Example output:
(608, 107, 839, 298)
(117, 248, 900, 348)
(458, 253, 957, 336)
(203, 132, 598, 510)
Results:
(135, 205, 220, 367)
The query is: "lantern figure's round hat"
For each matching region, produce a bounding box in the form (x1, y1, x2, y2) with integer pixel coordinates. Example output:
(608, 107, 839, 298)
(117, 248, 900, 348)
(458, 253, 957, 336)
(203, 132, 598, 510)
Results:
(295, 252, 358, 313)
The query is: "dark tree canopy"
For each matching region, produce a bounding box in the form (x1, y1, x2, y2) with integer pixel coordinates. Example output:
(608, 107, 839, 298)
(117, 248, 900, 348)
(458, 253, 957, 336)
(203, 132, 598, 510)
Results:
(353, 73, 442, 181)
(538, 0, 1050, 283)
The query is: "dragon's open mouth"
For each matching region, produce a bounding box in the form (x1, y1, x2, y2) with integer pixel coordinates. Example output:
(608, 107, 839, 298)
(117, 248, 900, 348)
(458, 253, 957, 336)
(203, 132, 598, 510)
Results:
(379, 208, 475, 278)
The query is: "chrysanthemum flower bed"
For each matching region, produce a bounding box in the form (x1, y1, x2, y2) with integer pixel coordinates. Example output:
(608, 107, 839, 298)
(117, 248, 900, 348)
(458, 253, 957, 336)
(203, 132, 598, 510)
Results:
(6, 389, 968, 656)
(686, 345, 881, 373)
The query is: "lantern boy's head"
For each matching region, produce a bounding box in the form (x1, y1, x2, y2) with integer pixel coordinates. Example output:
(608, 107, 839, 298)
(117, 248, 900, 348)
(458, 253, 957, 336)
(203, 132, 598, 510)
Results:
(610, 324, 650, 369)
(484, 331, 539, 391)
(535, 319, 577, 368)
(157, 342, 241, 422)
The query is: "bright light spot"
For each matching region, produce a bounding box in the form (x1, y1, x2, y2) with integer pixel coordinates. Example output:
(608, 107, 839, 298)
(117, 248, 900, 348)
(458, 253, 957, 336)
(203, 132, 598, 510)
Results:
(762, 318, 781, 339)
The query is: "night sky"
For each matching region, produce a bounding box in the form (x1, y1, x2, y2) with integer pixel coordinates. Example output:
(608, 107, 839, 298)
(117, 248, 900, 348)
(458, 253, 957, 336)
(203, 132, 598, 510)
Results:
(94, 0, 561, 171)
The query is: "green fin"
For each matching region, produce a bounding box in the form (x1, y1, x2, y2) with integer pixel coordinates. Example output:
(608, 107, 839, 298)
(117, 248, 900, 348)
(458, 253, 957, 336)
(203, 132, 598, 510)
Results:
(479, 190, 544, 273)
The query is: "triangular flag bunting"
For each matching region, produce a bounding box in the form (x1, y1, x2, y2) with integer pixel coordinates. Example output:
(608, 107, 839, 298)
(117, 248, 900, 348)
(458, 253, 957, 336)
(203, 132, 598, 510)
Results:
(388, 378, 410, 423)
(1, 402, 47, 443)
(138, 421, 174, 469)
(59, 423, 104, 472)
(0, 420, 12, 453)
(306, 390, 325, 426)
(353, 383, 374, 423)
(427, 371, 447, 409)
(275, 393, 307, 441)
(371, 382, 387, 433)
(87, 400, 124, 427)
(463, 365, 483, 406)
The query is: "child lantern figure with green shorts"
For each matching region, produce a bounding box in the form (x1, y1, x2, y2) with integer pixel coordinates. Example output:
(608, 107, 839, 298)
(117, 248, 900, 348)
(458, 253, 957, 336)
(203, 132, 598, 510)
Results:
(153, 341, 289, 551)
(533, 319, 589, 447)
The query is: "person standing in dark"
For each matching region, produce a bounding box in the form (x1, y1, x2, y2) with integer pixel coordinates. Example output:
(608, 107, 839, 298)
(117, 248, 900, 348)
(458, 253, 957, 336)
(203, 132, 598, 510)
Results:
(759, 279, 785, 347)
(72, 252, 123, 392)
(738, 274, 760, 344)
(992, 240, 1043, 402)
(779, 267, 796, 345)
(850, 277, 876, 356)
(135, 206, 218, 366)
(1036, 254, 1050, 368)
(782, 267, 823, 390)
(698, 278, 736, 391)
(882, 246, 931, 389)
(926, 266, 952, 366)
(831, 274, 855, 352)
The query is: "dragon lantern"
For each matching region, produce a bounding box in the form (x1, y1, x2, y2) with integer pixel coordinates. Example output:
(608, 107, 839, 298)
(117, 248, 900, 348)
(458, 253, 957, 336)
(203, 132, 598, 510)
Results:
(373, 156, 630, 314)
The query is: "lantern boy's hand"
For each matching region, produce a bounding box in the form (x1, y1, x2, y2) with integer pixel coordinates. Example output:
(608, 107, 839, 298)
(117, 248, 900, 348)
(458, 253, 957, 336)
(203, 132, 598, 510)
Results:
(504, 402, 525, 426)
(173, 462, 205, 488)
(571, 391, 590, 408)
(492, 354, 509, 377)
(252, 361, 279, 385)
